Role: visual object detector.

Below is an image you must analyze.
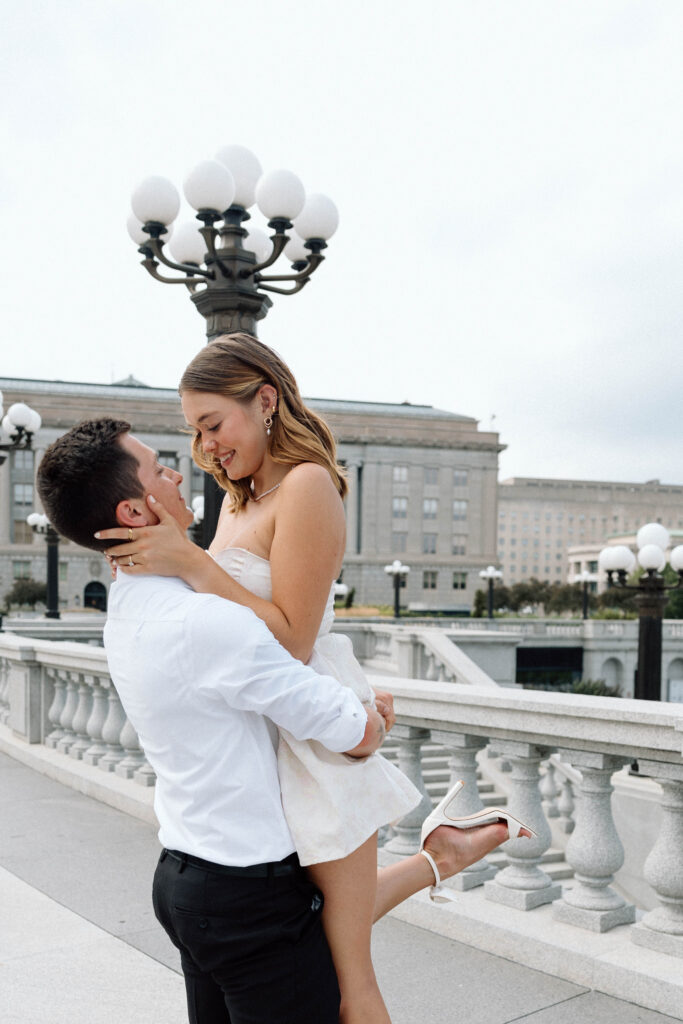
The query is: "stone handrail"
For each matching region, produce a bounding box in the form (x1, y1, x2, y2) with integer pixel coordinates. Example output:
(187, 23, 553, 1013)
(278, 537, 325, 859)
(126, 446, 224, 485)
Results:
(368, 671, 683, 960)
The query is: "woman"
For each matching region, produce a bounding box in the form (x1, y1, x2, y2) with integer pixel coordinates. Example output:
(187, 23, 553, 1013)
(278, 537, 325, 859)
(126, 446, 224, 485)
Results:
(99, 333, 525, 1023)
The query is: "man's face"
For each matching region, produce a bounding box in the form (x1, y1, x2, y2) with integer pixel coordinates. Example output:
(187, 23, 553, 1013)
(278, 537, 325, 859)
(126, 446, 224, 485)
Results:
(118, 434, 194, 530)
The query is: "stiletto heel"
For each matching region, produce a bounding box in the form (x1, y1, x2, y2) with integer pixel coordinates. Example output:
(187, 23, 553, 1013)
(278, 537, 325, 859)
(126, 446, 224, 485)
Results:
(419, 779, 537, 903)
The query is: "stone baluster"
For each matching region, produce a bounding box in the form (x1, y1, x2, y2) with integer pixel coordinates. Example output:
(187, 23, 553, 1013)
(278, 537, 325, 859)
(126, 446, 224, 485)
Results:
(556, 770, 576, 835)
(134, 755, 156, 788)
(115, 717, 146, 779)
(383, 725, 433, 855)
(56, 673, 80, 755)
(0, 657, 9, 723)
(484, 740, 561, 910)
(631, 762, 683, 956)
(98, 687, 127, 772)
(68, 676, 94, 760)
(83, 678, 110, 766)
(45, 668, 67, 748)
(553, 751, 635, 931)
(432, 731, 497, 890)
(540, 760, 560, 819)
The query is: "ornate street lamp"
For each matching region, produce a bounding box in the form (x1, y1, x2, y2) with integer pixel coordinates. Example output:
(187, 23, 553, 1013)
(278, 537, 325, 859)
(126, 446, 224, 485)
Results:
(26, 512, 61, 619)
(127, 145, 339, 546)
(572, 569, 597, 621)
(384, 559, 410, 618)
(190, 495, 205, 547)
(479, 564, 503, 620)
(0, 394, 42, 466)
(599, 524, 683, 700)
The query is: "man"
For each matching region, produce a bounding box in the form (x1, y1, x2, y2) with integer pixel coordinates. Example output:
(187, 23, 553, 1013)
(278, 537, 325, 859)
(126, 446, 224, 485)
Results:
(37, 417, 387, 1024)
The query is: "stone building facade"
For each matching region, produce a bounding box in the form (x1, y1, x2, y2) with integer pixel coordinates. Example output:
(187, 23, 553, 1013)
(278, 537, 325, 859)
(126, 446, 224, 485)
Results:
(0, 377, 502, 614)
(498, 477, 683, 586)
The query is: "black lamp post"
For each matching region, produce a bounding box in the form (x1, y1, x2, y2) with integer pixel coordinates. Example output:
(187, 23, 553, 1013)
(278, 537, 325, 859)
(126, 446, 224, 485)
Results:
(479, 565, 503, 620)
(384, 560, 410, 618)
(127, 146, 339, 547)
(574, 570, 597, 621)
(26, 513, 61, 619)
(600, 525, 683, 701)
(0, 395, 42, 466)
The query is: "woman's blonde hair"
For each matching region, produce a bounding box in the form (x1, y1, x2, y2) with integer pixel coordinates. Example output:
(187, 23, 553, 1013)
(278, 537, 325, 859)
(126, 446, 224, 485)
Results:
(179, 332, 347, 510)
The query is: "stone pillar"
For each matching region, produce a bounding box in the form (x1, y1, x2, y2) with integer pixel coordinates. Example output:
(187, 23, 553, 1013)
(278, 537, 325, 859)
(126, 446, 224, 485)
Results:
(0, 456, 11, 544)
(631, 761, 683, 956)
(484, 740, 561, 910)
(383, 725, 433, 855)
(68, 677, 93, 760)
(45, 669, 66, 748)
(553, 750, 635, 932)
(344, 461, 361, 556)
(116, 718, 146, 779)
(83, 678, 109, 765)
(56, 674, 79, 755)
(98, 687, 126, 772)
(432, 731, 497, 890)
(33, 447, 45, 512)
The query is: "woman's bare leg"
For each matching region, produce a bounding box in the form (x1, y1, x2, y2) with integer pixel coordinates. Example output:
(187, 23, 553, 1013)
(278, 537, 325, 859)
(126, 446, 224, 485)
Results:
(373, 822, 510, 921)
(307, 833, 391, 1024)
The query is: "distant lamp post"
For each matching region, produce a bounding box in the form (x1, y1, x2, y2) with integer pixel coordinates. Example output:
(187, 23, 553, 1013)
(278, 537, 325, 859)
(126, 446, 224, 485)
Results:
(479, 565, 503, 620)
(127, 146, 339, 547)
(599, 524, 683, 700)
(190, 495, 205, 547)
(384, 560, 410, 618)
(26, 513, 60, 619)
(573, 569, 597, 620)
(0, 394, 42, 465)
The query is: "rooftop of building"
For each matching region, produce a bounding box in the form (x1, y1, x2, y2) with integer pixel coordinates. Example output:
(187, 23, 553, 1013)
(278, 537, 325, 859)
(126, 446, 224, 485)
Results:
(500, 475, 683, 492)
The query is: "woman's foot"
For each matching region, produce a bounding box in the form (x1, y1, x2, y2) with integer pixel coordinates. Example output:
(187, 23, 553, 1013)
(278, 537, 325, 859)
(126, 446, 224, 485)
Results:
(422, 820, 510, 884)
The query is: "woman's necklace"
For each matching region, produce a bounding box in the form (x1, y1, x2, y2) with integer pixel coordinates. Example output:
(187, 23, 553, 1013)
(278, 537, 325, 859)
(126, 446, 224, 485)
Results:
(251, 481, 282, 502)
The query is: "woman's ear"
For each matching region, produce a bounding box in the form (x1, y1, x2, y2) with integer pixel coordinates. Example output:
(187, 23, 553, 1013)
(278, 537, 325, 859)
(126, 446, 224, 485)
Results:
(115, 498, 152, 527)
(258, 385, 277, 413)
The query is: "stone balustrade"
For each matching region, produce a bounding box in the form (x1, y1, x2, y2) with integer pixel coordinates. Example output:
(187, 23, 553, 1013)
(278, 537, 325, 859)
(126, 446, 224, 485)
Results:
(0, 633, 154, 786)
(380, 673, 683, 956)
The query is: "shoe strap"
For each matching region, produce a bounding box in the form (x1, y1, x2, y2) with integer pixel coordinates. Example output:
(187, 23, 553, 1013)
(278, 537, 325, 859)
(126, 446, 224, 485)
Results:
(419, 848, 441, 888)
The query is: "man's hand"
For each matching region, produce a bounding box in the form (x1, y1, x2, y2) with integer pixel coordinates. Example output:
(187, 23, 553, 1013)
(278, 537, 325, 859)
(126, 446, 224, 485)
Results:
(372, 689, 396, 732)
(344, 707, 386, 758)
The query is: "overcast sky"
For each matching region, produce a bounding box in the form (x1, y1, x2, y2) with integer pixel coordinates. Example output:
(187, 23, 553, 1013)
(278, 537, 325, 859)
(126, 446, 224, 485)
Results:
(2, 1, 682, 483)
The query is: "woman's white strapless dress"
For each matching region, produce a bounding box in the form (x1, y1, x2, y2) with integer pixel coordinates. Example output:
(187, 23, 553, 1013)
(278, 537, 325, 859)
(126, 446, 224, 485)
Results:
(213, 547, 421, 865)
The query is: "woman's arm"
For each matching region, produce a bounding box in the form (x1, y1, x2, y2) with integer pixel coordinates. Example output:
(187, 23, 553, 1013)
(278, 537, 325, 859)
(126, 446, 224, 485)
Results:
(99, 463, 346, 663)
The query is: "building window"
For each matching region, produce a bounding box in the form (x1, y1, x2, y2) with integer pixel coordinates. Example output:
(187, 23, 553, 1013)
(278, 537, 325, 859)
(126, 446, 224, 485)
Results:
(392, 532, 407, 553)
(452, 572, 467, 590)
(453, 539, 466, 555)
(453, 470, 468, 487)
(13, 560, 31, 579)
(158, 451, 178, 470)
(452, 500, 468, 521)
(13, 449, 34, 472)
(588, 560, 598, 572)
(424, 467, 438, 486)
(13, 520, 33, 544)
(393, 465, 408, 483)
(13, 482, 33, 506)
(392, 497, 408, 519)
(423, 498, 438, 519)
(423, 533, 437, 554)
(423, 570, 438, 590)
(59, 561, 68, 582)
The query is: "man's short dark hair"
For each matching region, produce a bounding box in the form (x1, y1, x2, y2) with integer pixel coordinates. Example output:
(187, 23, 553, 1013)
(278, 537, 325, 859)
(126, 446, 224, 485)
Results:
(37, 418, 144, 551)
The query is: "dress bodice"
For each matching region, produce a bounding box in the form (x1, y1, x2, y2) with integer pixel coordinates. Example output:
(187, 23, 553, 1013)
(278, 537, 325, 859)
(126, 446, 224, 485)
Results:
(211, 547, 336, 639)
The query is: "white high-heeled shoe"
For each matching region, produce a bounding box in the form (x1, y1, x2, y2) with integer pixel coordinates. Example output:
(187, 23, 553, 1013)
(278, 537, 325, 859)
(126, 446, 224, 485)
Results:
(418, 780, 537, 903)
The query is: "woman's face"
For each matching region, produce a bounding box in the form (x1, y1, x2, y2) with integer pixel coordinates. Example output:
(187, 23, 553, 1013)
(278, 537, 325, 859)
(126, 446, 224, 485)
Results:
(181, 389, 272, 481)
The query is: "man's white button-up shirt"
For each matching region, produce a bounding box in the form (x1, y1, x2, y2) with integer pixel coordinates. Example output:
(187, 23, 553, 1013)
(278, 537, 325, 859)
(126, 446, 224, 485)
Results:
(104, 573, 367, 866)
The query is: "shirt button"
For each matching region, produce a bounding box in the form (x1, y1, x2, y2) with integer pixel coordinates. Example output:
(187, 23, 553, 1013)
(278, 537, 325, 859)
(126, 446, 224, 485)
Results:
(199, 919, 208, 929)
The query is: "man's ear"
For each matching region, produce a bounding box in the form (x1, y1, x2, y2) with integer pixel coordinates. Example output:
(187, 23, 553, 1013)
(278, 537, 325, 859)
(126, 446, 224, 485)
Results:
(115, 498, 153, 527)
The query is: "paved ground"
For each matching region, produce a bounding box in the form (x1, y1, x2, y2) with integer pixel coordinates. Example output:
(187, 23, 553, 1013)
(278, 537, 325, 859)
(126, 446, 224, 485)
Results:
(0, 751, 679, 1024)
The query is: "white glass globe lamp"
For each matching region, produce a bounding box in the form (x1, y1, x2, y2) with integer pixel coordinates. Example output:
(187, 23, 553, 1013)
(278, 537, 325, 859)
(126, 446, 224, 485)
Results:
(2, 414, 16, 439)
(608, 545, 636, 572)
(131, 176, 180, 226)
(183, 160, 235, 215)
(6, 403, 35, 429)
(215, 145, 263, 209)
(636, 522, 670, 552)
(25, 408, 42, 433)
(126, 214, 150, 246)
(284, 234, 309, 264)
(255, 169, 306, 222)
(168, 223, 207, 266)
(244, 228, 272, 265)
(638, 544, 666, 572)
(293, 193, 339, 241)
(669, 546, 683, 572)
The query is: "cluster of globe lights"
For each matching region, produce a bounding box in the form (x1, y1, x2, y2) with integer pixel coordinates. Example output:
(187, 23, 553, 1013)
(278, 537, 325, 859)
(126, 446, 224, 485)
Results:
(0, 392, 42, 453)
(126, 144, 339, 293)
(598, 523, 683, 580)
(26, 512, 52, 533)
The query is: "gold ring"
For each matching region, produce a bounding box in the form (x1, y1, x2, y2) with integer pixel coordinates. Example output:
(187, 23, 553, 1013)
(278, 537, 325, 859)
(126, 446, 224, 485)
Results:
(128, 528, 133, 542)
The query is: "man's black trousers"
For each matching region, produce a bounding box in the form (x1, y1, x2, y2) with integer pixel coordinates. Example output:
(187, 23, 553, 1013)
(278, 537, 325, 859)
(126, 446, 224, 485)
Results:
(152, 849, 340, 1024)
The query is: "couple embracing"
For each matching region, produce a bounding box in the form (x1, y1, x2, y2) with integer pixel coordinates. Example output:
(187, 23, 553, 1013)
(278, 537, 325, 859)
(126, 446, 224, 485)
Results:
(37, 333, 531, 1024)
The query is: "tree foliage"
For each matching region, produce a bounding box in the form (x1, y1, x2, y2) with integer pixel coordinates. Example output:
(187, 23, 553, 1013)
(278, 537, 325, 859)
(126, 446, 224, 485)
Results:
(4, 578, 47, 610)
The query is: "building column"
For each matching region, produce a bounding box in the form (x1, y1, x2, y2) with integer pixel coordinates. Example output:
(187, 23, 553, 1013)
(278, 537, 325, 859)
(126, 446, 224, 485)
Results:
(179, 455, 192, 505)
(345, 461, 362, 556)
(0, 457, 10, 544)
(33, 447, 45, 513)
